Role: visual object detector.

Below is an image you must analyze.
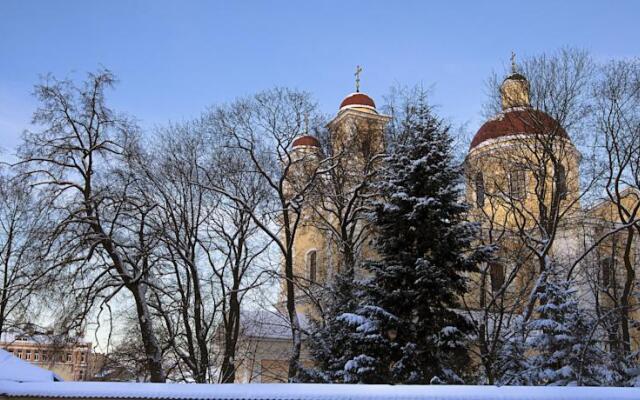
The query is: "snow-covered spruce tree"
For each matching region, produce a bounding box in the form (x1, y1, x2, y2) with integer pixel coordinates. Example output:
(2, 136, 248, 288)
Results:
(524, 269, 609, 386)
(300, 269, 367, 383)
(495, 317, 531, 385)
(334, 96, 489, 384)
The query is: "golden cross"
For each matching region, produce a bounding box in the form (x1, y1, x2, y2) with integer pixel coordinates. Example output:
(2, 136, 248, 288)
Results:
(355, 65, 363, 92)
(511, 51, 517, 73)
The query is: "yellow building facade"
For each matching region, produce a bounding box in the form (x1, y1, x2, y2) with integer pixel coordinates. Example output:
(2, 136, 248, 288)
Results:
(464, 66, 640, 356)
(463, 69, 583, 311)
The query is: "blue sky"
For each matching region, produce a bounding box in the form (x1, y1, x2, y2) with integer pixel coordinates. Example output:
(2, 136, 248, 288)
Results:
(1, 1, 639, 153)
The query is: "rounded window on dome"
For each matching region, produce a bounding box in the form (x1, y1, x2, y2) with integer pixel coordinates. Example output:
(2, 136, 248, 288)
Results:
(475, 172, 485, 207)
(307, 250, 318, 284)
(556, 163, 567, 200)
(509, 169, 526, 200)
(489, 262, 505, 292)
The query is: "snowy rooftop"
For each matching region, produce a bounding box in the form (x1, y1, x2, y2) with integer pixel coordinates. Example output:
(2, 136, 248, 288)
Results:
(241, 310, 309, 340)
(0, 349, 62, 382)
(0, 382, 638, 400)
(0, 330, 89, 346)
(0, 344, 637, 400)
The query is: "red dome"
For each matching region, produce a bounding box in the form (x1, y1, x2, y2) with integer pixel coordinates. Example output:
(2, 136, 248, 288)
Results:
(292, 135, 321, 148)
(339, 93, 376, 110)
(470, 109, 568, 150)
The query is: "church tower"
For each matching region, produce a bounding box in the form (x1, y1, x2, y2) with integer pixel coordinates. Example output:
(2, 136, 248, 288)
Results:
(283, 68, 390, 314)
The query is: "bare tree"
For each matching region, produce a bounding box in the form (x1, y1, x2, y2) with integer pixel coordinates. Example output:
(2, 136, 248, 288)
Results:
(205, 143, 273, 383)
(127, 122, 220, 383)
(205, 88, 331, 380)
(17, 70, 166, 382)
(583, 58, 640, 356)
(0, 170, 54, 337)
(126, 119, 270, 383)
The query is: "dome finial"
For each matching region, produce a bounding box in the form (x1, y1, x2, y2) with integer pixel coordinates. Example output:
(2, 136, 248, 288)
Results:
(354, 65, 363, 92)
(511, 51, 517, 74)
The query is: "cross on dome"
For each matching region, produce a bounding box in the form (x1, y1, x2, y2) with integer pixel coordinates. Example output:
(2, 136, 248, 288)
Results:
(354, 65, 363, 92)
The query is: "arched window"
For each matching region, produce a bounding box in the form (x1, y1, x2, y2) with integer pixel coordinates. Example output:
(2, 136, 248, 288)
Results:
(600, 256, 613, 289)
(475, 172, 485, 207)
(489, 262, 505, 292)
(307, 250, 317, 283)
(509, 169, 526, 200)
(556, 163, 567, 200)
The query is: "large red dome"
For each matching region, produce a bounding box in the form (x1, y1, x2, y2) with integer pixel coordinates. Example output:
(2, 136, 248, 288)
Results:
(470, 109, 568, 150)
(339, 93, 376, 110)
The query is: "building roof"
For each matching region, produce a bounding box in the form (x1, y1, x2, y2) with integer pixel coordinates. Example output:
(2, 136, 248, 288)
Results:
(0, 382, 638, 400)
(292, 135, 321, 148)
(339, 92, 376, 110)
(240, 310, 308, 340)
(470, 108, 568, 150)
(0, 349, 63, 383)
(0, 331, 89, 347)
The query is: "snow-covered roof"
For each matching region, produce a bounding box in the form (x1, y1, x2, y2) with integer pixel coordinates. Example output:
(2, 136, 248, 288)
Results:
(0, 349, 63, 383)
(0, 382, 638, 400)
(241, 310, 309, 340)
(1, 331, 88, 346)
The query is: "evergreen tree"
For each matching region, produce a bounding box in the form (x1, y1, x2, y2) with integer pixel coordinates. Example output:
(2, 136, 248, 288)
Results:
(333, 96, 489, 384)
(495, 317, 532, 385)
(524, 269, 609, 386)
(301, 270, 365, 383)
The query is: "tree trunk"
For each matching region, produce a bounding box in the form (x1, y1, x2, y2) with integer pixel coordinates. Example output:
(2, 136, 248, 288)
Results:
(220, 281, 241, 383)
(286, 249, 302, 381)
(620, 227, 635, 353)
(130, 283, 165, 382)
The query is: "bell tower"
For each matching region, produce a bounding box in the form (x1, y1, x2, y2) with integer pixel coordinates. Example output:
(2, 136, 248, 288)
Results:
(328, 66, 390, 168)
(281, 68, 391, 315)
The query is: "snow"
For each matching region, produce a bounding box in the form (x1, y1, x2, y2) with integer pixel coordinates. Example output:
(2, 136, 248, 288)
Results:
(240, 310, 309, 340)
(0, 349, 62, 382)
(0, 382, 638, 400)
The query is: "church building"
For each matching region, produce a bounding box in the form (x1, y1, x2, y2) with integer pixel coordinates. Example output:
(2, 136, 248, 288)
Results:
(235, 61, 640, 383)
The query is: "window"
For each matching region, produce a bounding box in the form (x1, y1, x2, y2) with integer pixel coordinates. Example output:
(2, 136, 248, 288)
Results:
(34, 352, 39, 361)
(16, 350, 22, 359)
(509, 169, 526, 200)
(81, 352, 86, 363)
(556, 164, 567, 199)
(600, 256, 614, 289)
(489, 262, 505, 292)
(307, 250, 317, 283)
(66, 353, 72, 362)
(475, 172, 485, 207)
(26, 350, 31, 360)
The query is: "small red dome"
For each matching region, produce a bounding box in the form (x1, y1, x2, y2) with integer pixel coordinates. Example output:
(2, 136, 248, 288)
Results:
(470, 109, 568, 150)
(339, 93, 376, 110)
(292, 135, 321, 148)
